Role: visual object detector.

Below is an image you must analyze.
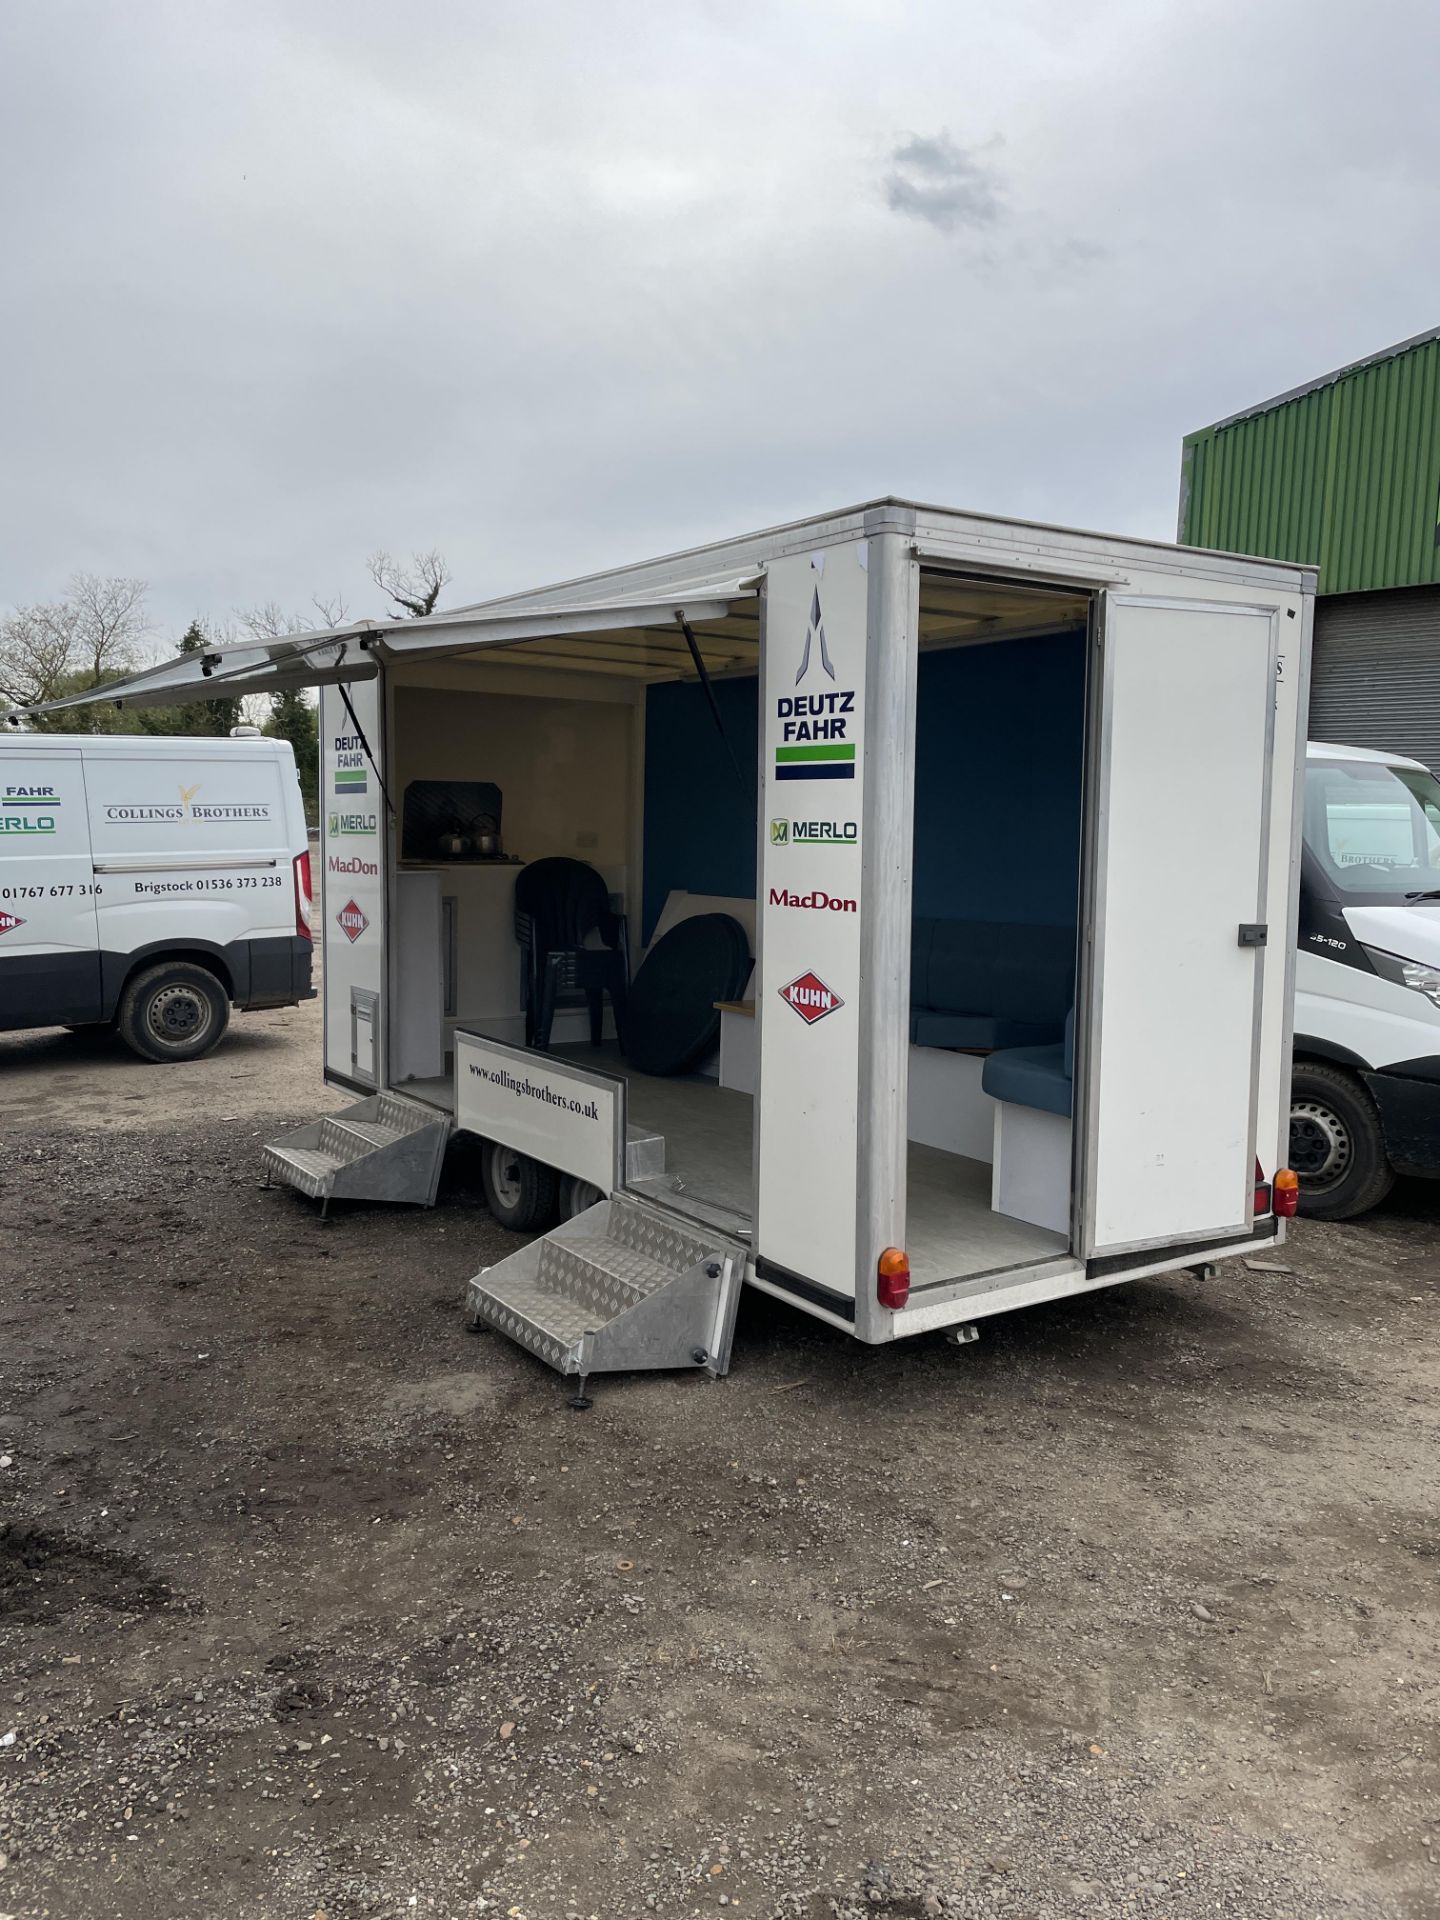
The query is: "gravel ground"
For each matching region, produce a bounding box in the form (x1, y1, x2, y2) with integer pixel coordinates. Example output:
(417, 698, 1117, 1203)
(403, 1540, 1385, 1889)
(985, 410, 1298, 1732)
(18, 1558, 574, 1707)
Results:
(1, 997, 1438, 1919)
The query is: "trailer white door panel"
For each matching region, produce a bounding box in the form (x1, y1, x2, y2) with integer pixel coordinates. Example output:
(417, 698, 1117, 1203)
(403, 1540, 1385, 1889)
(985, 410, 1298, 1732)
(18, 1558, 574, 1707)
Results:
(1083, 597, 1275, 1256)
(321, 680, 387, 1089)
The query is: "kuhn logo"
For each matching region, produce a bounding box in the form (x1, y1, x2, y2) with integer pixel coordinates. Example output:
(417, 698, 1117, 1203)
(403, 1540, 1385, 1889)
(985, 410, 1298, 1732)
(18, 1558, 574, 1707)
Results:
(0, 910, 25, 937)
(336, 899, 369, 943)
(328, 853, 378, 876)
(768, 887, 856, 914)
(779, 970, 844, 1025)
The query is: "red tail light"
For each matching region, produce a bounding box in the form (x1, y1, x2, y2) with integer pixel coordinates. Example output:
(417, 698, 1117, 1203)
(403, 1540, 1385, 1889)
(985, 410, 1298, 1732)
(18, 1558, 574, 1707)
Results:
(1274, 1169, 1299, 1219)
(877, 1247, 910, 1310)
(1253, 1156, 1272, 1216)
(294, 848, 313, 941)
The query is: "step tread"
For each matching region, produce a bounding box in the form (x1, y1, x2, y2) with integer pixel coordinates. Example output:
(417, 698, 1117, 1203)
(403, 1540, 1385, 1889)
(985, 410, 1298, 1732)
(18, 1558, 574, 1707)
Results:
(546, 1234, 680, 1298)
(266, 1144, 344, 1177)
(607, 1198, 716, 1270)
(471, 1273, 596, 1349)
(324, 1118, 402, 1150)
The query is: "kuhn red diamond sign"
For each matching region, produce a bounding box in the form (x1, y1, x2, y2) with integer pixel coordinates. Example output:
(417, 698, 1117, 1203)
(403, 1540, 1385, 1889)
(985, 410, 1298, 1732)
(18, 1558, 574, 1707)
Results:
(336, 899, 368, 944)
(0, 910, 25, 936)
(778, 969, 843, 1025)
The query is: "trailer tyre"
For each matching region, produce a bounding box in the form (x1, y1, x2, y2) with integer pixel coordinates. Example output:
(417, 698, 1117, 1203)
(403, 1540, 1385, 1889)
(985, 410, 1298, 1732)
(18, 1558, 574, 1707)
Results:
(480, 1143, 558, 1233)
(117, 961, 230, 1064)
(1289, 1061, 1394, 1221)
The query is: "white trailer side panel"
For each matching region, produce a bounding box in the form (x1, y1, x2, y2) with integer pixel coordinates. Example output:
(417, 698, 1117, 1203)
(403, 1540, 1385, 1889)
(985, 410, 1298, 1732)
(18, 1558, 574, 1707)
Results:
(321, 679, 386, 1088)
(1082, 596, 1276, 1255)
(755, 543, 871, 1299)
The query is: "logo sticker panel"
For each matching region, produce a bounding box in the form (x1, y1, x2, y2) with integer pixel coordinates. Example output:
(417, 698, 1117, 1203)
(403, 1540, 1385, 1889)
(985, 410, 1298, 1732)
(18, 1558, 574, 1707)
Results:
(0, 911, 25, 936)
(336, 899, 369, 944)
(778, 970, 844, 1025)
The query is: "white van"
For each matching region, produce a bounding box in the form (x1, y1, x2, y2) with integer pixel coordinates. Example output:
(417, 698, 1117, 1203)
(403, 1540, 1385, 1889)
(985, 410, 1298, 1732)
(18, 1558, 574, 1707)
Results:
(1293, 741, 1440, 1218)
(0, 729, 313, 1061)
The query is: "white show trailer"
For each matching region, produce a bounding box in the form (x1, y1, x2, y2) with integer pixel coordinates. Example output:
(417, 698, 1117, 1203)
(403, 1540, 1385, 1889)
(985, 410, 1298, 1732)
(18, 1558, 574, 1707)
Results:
(21, 500, 1313, 1386)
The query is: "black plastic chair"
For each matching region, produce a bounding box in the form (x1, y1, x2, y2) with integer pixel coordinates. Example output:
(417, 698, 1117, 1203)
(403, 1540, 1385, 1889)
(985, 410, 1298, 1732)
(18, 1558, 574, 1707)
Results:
(514, 857, 628, 1051)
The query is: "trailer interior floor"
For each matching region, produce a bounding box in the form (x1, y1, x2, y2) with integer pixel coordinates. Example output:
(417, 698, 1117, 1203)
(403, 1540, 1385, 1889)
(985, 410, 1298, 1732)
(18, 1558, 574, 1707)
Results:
(396, 1044, 1070, 1287)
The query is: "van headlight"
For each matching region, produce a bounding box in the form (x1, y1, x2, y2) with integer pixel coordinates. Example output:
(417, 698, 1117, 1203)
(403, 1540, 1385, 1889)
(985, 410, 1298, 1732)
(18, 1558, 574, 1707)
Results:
(1365, 945, 1440, 1010)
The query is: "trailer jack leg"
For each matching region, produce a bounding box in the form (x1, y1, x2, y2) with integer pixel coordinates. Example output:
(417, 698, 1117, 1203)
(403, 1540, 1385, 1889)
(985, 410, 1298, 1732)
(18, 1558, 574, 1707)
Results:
(1185, 1262, 1219, 1281)
(568, 1375, 593, 1412)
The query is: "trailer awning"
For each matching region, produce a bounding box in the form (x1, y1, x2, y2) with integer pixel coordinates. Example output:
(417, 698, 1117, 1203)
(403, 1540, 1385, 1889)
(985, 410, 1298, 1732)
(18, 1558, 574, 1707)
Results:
(6, 573, 762, 721)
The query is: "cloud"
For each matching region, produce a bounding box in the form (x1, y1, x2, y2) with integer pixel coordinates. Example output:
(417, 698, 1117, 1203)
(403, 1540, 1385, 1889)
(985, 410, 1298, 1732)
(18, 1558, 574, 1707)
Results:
(882, 131, 1005, 234)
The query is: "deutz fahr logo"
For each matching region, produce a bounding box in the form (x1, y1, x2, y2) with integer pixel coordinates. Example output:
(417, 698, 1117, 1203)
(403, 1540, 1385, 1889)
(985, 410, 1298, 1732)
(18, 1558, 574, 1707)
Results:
(0, 910, 25, 936)
(336, 899, 369, 944)
(778, 970, 843, 1025)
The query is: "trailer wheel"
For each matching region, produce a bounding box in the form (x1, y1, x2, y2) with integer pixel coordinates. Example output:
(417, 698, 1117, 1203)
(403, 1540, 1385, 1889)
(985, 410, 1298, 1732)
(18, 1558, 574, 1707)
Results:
(116, 961, 230, 1064)
(1289, 1062, 1394, 1221)
(480, 1143, 558, 1233)
(558, 1174, 604, 1221)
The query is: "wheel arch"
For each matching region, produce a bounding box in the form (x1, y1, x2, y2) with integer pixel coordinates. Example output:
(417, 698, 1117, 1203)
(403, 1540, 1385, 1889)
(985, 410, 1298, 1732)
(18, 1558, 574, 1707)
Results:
(102, 942, 236, 1017)
(1292, 1034, 1373, 1075)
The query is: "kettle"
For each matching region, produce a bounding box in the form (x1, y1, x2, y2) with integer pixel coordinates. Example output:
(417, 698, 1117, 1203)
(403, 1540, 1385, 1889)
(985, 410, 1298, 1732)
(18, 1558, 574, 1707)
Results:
(437, 823, 470, 859)
(472, 814, 502, 859)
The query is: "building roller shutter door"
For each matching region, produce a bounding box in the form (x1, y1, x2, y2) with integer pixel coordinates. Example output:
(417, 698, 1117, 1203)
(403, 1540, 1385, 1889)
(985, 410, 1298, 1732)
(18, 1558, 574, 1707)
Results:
(1310, 585, 1440, 772)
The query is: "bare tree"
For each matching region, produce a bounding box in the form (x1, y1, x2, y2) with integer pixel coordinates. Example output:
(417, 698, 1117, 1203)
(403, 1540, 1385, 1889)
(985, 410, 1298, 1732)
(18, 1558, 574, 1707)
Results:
(367, 549, 450, 618)
(237, 601, 308, 643)
(312, 592, 350, 628)
(0, 602, 76, 708)
(68, 573, 149, 684)
(0, 574, 149, 712)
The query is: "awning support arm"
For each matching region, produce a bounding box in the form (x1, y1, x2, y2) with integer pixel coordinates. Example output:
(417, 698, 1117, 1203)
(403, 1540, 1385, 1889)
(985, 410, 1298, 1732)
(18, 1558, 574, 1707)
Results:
(675, 613, 749, 801)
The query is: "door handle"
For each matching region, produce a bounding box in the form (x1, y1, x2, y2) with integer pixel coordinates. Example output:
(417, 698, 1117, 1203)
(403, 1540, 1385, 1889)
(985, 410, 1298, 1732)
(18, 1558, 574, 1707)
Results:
(1237, 924, 1267, 947)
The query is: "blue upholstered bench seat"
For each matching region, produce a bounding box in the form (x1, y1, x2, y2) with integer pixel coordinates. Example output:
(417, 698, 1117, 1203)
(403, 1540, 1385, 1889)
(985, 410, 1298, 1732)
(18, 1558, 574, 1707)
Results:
(982, 1008, 1075, 1117)
(911, 1011, 1060, 1052)
(909, 917, 1073, 1055)
(981, 1041, 1072, 1116)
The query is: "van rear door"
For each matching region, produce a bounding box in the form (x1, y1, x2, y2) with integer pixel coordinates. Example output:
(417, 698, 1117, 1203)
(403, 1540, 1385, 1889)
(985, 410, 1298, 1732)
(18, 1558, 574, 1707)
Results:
(0, 743, 101, 1029)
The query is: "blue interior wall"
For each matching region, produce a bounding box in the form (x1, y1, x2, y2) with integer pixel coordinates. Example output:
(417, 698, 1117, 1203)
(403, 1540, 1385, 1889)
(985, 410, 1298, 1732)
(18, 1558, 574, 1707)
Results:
(641, 629, 1085, 939)
(642, 674, 759, 940)
(911, 631, 1086, 926)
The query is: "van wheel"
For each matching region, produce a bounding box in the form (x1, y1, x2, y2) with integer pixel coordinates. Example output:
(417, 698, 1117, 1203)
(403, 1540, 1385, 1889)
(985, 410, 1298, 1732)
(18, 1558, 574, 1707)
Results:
(117, 962, 230, 1064)
(480, 1143, 558, 1233)
(1289, 1062, 1394, 1221)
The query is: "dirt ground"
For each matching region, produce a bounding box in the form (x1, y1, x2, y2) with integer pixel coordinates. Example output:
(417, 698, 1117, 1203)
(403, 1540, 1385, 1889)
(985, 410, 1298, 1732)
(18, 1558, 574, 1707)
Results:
(1, 994, 1438, 1920)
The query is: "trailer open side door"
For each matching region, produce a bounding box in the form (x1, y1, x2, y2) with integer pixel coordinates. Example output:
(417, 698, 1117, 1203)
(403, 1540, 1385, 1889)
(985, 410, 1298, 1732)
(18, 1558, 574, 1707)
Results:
(1078, 594, 1278, 1258)
(321, 679, 387, 1091)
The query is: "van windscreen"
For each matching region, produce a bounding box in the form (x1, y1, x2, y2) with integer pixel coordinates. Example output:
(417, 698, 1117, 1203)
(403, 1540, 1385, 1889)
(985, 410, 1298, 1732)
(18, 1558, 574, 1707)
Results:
(1306, 758, 1440, 898)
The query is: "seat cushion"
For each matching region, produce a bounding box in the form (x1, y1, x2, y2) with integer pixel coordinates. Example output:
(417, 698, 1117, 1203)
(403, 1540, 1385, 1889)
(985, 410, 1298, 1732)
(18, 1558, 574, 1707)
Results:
(911, 918, 1075, 1027)
(910, 1011, 1061, 1052)
(981, 1042, 1073, 1117)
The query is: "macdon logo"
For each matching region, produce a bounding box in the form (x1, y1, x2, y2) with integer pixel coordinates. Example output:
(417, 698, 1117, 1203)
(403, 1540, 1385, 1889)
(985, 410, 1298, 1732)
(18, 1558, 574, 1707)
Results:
(0, 910, 25, 937)
(328, 853, 379, 876)
(336, 899, 369, 943)
(779, 970, 844, 1025)
(768, 887, 857, 913)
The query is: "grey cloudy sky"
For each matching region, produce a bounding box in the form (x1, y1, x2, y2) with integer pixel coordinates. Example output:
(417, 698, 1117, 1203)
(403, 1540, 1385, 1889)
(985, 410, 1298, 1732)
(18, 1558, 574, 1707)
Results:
(2, 0, 1437, 641)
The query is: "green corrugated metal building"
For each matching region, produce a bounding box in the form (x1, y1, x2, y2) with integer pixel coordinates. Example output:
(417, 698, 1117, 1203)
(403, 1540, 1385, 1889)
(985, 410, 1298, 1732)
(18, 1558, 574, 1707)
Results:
(1180, 325, 1440, 768)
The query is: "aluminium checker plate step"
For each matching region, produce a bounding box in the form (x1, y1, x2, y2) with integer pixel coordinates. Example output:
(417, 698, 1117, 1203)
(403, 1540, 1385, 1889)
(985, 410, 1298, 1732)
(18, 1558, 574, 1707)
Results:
(465, 1192, 746, 1383)
(262, 1092, 451, 1209)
